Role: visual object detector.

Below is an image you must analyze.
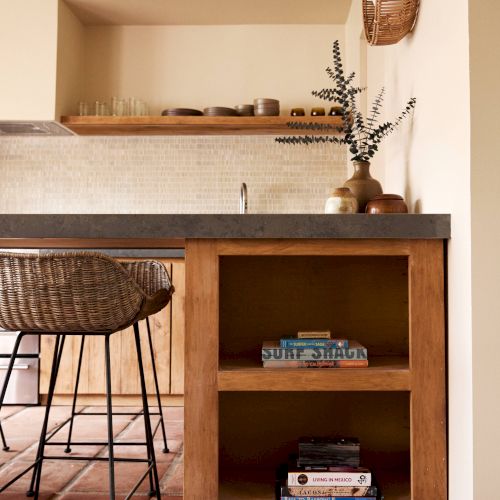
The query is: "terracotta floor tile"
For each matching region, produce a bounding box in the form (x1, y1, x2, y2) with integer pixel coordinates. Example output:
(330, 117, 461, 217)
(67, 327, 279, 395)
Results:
(67, 461, 170, 494)
(98, 441, 177, 464)
(0, 459, 86, 493)
(120, 417, 183, 441)
(2, 406, 73, 439)
(0, 493, 53, 500)
(161, 461, 184, 496)
(164, 407, 184, 421)
(0, 406, 183, 498)
(52, 415, 134, 441)
(21, 442, 104, 461)
(56, 495, 117, 500)
(0, 405, 25, 419)
(0, 437, 39, 465)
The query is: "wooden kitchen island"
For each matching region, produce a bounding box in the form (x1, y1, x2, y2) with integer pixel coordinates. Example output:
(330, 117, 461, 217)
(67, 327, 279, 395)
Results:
(0, 214, 450, 500)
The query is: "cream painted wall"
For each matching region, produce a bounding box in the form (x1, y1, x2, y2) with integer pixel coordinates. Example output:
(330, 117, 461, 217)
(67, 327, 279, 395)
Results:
(345, 2, 472, 499)
(55, 0, 85, 120)
(76, 24, 345, 116)
(0, 0, 59, 120)
(469, 1, 500, 498)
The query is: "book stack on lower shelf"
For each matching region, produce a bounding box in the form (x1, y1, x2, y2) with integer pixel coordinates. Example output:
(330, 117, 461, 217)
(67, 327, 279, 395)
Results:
(278, 438, 381, 500)
(262, 331, 368, 369)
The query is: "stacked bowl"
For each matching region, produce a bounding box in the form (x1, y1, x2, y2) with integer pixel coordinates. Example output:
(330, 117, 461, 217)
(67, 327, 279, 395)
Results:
(235, 104, 254, 116)
(253, 98, 280, 116)
(203, 106, 238, 117)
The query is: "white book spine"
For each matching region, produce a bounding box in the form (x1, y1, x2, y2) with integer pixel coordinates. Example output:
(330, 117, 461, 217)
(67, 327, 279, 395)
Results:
(287, 472, 372, 487)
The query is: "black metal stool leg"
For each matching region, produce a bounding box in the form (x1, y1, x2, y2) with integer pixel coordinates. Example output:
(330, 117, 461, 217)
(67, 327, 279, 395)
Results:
(0, 332, 25, 452)
(27, 334, 66, 499)
(65, 335, 85, 453)
(0, 423, 8, 451)
(104, 334, 116, 500)
(134, 323, 161, 499)
(145, 317, 169, 453)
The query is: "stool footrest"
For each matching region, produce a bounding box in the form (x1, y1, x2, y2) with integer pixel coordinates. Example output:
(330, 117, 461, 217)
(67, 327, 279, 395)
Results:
(41, 455, 152, 463)
(46, 441, 149, 447)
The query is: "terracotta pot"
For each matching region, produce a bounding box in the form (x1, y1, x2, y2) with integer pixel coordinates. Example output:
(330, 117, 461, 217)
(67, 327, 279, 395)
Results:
(324, 187, 358, 214)
(343, 161, 383, 212)
(366, 194, 408, 214)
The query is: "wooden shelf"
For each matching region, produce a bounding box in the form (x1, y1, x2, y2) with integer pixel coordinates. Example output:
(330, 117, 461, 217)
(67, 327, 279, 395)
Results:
(218, 356, 410, 391)
(60, 115, 343, 136)
(219, 467, 410, 500)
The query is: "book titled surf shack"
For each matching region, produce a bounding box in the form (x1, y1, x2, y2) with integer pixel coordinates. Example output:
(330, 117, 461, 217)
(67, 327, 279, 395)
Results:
(262, 341, 367, 361)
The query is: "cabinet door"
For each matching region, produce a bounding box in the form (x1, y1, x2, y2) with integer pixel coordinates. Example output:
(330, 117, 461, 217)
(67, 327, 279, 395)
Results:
(41, 259, 174, 396)
(170, 261, 185, 394)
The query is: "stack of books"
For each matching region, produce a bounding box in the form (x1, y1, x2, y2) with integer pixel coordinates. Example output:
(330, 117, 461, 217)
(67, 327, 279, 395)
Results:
(262, 331, 368, 369)
(277, 437, 380, 500)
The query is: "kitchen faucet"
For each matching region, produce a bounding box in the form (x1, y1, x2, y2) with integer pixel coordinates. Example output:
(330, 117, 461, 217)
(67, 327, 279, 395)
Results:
(240, 183, 248, 214)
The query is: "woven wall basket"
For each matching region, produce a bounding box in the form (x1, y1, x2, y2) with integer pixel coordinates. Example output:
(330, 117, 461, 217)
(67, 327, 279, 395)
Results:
(363, 0, 420, 46)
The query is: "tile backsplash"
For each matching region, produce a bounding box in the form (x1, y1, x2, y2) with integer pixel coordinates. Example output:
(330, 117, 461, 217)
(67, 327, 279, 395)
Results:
(0, 136, 346, 213)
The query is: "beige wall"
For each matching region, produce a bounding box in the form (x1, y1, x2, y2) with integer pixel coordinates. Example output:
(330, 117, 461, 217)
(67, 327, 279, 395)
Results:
(469, 1, 500, 498)
(55, 0, 85, 120)
(0, 0, 59, 120)
(68, 24, 345, 116)
(346, 1, 472, 498)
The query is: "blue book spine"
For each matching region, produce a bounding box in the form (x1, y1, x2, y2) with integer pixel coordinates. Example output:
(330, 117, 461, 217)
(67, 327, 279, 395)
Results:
(279, 338, 349, 348)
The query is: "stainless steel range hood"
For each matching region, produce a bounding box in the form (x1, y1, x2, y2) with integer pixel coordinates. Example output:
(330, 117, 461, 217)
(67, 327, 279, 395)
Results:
(0, 121, 74, 137)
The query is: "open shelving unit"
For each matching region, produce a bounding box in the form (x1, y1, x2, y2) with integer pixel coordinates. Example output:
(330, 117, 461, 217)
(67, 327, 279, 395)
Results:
(60, 115, 344, 136)
(184, 239, 447, 500)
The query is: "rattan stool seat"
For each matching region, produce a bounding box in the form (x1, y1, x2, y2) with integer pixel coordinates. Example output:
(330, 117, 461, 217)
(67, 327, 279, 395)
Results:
(0, 252, 172, 333)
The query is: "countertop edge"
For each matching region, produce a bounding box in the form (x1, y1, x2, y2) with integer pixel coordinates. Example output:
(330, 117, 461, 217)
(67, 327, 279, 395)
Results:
(0, 214, 451, 240)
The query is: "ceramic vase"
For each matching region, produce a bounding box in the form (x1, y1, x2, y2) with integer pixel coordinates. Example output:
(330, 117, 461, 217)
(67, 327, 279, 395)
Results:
(324, 187, 358, 214)
(343, 161, 383, 213)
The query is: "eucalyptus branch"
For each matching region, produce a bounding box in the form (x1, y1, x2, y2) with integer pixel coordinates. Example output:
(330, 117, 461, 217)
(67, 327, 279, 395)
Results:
(275, 41, 416, 162)
(275, 135, 347, 145)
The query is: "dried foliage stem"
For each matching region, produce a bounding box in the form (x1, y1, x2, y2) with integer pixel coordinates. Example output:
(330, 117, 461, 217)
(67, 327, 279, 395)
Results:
(276, 40, 416, 162)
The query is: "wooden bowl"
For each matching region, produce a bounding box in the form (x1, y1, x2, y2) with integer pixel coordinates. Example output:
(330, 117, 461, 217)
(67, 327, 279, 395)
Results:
(365, 194, 408, 214)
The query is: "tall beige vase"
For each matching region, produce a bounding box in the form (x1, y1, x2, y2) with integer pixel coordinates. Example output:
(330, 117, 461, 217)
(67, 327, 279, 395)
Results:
(343, 161, 383, 212)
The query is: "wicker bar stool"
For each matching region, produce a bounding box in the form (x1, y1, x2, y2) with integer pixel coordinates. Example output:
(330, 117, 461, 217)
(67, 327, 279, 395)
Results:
(0, 252, 173, 500)
(64, 260, 174, 455)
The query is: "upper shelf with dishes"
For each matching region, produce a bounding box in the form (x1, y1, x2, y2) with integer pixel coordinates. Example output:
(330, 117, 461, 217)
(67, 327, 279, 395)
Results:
(53, 1, 348, 136)
(1, 0, 350, 133)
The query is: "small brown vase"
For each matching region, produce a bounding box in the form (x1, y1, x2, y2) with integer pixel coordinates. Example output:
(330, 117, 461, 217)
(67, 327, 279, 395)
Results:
(343, 161, 383, 213)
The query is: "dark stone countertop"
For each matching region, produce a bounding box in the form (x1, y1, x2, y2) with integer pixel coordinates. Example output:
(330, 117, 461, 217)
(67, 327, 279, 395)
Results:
(0, 214, 450, 240)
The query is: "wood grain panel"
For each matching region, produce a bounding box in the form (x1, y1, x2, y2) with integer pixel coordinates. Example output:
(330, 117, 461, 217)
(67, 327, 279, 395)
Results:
(40, 335, 55, 395)
(184, 239, 219, 499)
(171, 260, 186, 394)
(217, 239, 411, 256)
(408, 240, 447, 500)
(60, 115, 344, 136)
(219, 256, 409, 359)
(218, 357, 410, 391)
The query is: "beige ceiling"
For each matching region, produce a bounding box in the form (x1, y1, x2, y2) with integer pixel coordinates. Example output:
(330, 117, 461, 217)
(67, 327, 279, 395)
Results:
(64, 0, 352, 26)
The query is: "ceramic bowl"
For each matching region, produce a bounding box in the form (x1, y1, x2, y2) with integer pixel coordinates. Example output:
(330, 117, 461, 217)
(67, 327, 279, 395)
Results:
(365, 194, 408, 214)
